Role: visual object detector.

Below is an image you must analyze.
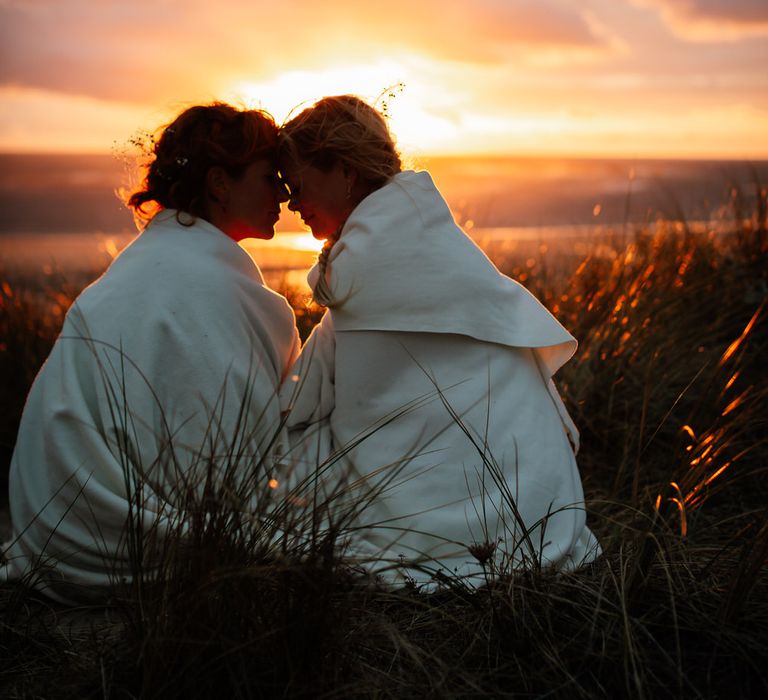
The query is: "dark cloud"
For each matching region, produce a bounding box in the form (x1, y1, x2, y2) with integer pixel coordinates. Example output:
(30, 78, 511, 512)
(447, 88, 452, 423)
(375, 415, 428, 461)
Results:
(665, 0, 768, 23)
(634, 0, 768, 38)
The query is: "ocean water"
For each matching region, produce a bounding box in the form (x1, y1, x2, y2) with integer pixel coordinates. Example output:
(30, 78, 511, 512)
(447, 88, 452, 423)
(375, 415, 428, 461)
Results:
(1, 152, 766, 281)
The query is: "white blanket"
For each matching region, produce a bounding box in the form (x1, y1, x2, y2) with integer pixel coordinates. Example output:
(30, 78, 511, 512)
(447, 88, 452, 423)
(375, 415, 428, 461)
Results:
(3, 211, 299, 600)
(284, 171, 599, 583)
(309, 170, 576, 377)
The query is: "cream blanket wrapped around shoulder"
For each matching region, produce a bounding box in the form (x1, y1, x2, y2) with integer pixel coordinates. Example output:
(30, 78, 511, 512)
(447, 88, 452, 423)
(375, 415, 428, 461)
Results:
(309, 170, 576, 378)
(285, 171, 599, 582)
(3, 211, 299, 601)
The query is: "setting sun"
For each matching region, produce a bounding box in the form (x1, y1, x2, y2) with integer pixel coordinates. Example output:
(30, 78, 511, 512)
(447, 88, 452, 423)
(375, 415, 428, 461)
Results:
(227, 62, 461, 155)
(1, 1, 765, 158)
(227, 62, 407, 123)
(0, 5, 766, 696)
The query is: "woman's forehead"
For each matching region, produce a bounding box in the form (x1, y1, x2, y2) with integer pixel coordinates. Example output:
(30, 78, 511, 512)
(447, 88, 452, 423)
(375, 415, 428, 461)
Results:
(277, 154, 304, 178)
(279, 158, 326, 184)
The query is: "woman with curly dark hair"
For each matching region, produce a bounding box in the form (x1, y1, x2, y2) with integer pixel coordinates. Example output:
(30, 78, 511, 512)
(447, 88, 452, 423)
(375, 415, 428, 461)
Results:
(3, 103, 299, 601)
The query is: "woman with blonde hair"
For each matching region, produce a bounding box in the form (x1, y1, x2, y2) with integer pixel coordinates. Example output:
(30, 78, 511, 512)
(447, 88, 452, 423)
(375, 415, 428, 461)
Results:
(279, 95, 599, 584)
(3, 103, 299, 601)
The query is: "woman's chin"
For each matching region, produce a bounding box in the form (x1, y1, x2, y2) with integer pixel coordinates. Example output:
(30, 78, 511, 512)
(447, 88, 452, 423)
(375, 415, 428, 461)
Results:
(240, 227, 275, 242)
(300, 216, 330, 240)
(310, 226, 330, 241)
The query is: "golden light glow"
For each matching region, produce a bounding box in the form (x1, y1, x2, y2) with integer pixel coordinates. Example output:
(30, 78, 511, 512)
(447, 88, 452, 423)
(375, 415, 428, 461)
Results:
(704, 462, 732, 487)
(228, 62, 408, 123)
(724, 371, 740, 392)
(100, 237, 121, 260)
(0, 86, 152, 154)
(718, 306, 763, 367)
(722, 390, 749, 418)
(240, 233, 324, 257)
(227, 62, 460, 154)
(669, 482, 687, 537)
(285, 234, 325, 253)
(2, 3, 767, 157)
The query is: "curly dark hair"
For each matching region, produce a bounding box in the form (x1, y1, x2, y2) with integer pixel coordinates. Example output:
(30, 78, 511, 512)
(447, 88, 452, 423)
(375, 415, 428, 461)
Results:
(127, 103, 278, 223)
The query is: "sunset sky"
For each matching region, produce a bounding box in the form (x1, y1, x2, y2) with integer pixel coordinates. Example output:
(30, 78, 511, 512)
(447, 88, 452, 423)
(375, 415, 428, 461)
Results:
(1, 0, 767, 158)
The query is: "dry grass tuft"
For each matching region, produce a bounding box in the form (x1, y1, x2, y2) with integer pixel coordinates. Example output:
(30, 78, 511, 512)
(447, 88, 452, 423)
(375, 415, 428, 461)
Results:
(1, 198, 767, 697)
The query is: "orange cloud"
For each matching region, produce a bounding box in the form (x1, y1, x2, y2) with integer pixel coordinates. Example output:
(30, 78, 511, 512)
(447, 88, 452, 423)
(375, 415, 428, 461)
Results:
(1, 0, 766, 157)
(0, 1, 229, 102)
(0, 0, 611, 102)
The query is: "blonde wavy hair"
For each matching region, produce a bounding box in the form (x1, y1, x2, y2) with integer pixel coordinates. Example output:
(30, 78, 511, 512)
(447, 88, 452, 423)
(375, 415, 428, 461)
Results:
(279, 96, 403, 306)
(278, 95, 402, 192)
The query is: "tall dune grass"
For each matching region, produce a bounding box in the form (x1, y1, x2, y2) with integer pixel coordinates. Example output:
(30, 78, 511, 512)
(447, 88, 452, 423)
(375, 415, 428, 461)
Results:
(1, 200, 767, 697)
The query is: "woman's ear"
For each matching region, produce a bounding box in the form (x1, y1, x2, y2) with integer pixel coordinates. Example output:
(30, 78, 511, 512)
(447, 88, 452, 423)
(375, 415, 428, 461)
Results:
(342, 163, 358, 184)
(206, 166, 230, 205)
(341, 163, 359, 199)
